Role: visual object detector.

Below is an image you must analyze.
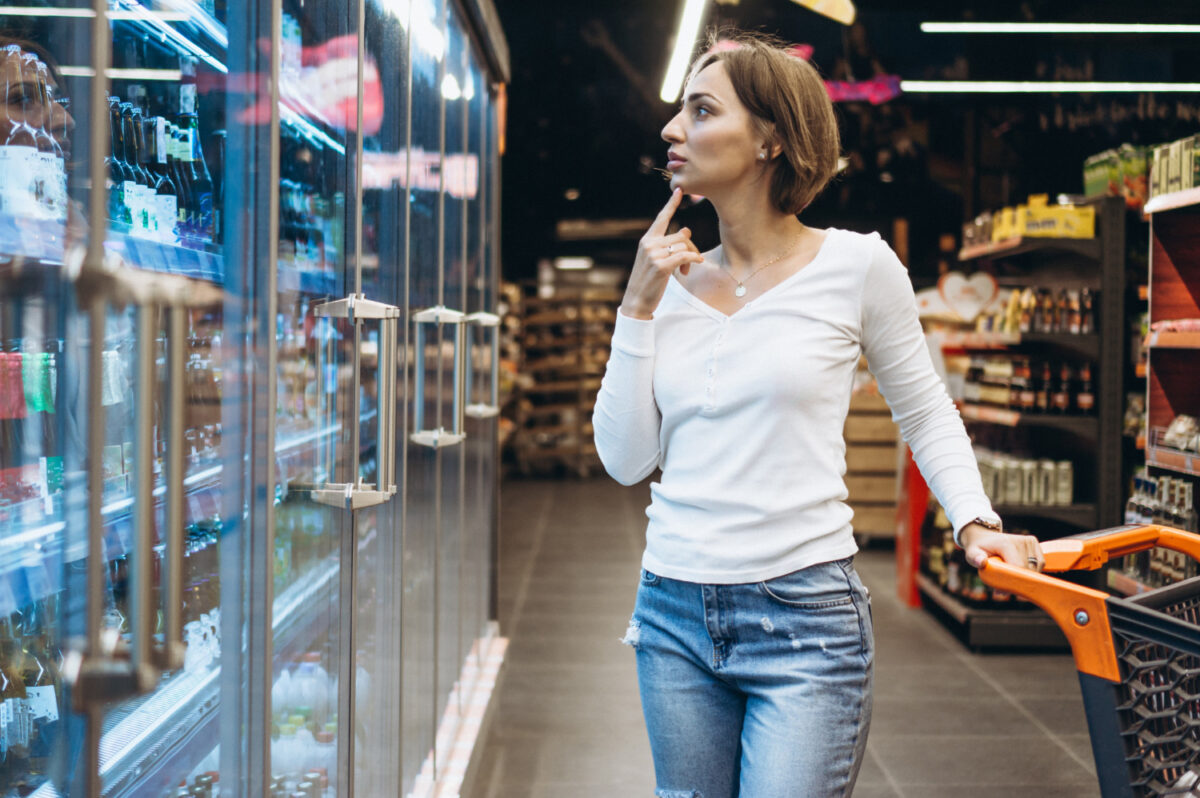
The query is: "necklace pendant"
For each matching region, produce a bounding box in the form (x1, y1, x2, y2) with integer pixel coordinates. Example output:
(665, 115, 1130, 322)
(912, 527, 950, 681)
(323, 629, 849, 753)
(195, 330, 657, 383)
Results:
(734, 284, 747, 298)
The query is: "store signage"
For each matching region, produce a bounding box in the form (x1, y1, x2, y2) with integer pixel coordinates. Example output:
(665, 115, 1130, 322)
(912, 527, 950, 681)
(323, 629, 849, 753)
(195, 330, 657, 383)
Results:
(362, 149, 479, 199)
(915, 271, 1001, 321)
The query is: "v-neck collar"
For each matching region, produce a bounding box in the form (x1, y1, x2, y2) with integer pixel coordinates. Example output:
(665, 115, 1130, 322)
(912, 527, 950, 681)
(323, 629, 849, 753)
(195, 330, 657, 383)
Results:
(668, 228, 838, 322)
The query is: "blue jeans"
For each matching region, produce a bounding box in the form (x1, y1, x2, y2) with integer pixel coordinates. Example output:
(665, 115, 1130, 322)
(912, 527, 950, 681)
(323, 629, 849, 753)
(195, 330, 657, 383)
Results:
(626, 557, 874, 798)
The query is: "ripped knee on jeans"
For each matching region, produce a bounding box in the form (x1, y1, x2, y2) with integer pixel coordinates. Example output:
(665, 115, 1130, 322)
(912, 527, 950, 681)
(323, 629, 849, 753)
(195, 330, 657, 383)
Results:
(655, 790, 702, 798)
(620, 616, 641, 648)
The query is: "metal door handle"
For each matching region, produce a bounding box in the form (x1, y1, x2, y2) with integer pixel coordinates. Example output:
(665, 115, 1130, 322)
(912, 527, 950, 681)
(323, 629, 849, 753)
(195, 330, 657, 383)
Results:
(411, 306, 466, 448)
(156, 304, 186, 672)
(300, 294, 400, 510)
(464, 312, 500, 419)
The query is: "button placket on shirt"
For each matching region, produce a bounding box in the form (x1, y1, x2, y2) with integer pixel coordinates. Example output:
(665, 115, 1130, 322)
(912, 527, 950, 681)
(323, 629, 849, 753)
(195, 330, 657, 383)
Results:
(702, 317, 729, 415)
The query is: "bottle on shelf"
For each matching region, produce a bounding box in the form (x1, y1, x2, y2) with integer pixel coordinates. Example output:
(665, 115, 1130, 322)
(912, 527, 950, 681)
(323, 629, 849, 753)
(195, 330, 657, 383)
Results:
(1076, 363, 1095, 415)
(1051, 363, 1072, 414)
(1080, 287, 1095, 335)
(25, 54, 65, 222)
(149, 117, 180, 245)
(107, 96, 132, 226)
(119, 103, 149, 236)
(180, 114, 215, 244)
(0, 45, 41, 219)
(1034, 361, 1052, 413)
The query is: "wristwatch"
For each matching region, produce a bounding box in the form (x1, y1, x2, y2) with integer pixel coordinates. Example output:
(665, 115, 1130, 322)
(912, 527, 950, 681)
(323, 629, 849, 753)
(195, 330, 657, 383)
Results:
(956, 513, 1003, 546)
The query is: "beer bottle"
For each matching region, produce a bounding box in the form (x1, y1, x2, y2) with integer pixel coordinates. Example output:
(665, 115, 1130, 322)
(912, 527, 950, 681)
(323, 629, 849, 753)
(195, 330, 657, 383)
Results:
(183, 114, 214, 242)
(1051, 364, 1072, 414)
(1075, 363, 1095, 415)
(149, 117, 179, 244)
(106, 97, 131, 225)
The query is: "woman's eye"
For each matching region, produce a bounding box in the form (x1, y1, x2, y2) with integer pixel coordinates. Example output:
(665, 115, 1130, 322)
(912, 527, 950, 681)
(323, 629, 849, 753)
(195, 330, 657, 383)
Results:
(695, 106, 710, 117)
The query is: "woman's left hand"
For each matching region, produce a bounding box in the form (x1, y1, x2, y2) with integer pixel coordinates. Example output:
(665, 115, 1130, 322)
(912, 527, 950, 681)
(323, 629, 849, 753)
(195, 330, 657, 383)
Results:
(960, 523, 1044, 572)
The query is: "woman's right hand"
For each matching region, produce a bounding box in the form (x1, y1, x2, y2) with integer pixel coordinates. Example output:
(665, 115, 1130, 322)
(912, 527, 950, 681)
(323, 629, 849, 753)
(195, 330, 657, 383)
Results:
(620, 188, 705, 321)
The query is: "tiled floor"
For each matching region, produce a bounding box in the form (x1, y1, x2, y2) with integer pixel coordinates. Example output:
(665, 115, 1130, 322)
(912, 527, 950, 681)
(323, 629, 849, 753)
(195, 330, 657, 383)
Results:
(468, 477, 1100, 797)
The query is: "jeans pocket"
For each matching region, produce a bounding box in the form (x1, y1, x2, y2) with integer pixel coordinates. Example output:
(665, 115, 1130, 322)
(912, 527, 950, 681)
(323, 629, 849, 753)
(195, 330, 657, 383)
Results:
(758, 560, 855, 609)
(641, 568, 661, 586)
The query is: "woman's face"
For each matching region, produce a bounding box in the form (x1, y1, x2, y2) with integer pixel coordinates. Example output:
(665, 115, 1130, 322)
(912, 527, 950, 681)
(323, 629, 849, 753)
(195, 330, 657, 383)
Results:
(1, 47, 75, 160)
(660, 61, 764, 197)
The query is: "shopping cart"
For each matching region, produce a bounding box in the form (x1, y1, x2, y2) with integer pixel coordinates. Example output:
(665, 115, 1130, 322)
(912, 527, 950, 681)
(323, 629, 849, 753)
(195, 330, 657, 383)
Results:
(978, 524, 1200, 798)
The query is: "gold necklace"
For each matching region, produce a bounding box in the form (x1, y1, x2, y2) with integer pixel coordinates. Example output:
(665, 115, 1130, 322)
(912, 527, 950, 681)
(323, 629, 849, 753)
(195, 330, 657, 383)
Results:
(718, 235, 803, 298)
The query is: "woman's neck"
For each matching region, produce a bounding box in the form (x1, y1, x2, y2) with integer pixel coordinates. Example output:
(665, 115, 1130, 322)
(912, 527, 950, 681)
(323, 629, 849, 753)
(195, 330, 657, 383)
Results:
(710, 186, 806, 271)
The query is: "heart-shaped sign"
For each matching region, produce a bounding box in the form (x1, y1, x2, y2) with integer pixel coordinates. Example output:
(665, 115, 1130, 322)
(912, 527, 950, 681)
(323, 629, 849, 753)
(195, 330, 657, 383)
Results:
(937, 271, 999, 323)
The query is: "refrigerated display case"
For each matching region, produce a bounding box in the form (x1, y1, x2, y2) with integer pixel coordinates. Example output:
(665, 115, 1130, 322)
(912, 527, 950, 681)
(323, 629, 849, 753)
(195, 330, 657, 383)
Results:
(0, 0, 508, 792)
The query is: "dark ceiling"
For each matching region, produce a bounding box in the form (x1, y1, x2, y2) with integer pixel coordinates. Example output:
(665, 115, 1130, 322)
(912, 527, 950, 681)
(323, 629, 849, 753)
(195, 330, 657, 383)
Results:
(493, 0, 1200, 282)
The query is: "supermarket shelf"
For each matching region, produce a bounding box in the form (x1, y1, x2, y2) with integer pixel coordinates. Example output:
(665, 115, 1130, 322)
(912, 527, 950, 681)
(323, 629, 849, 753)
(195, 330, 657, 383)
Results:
(992, 503, 1098, 527)
(81, 559, 339, 798)
(1146, 330, 1200, 349)
(1146, 444, 1200, 478)
(1144, 187, 1200, 215)
(278, 261, 338, 296)
(525, 378, 601, 395)
(958, 236, 1101, 262)
(941, 331, 1098, 358)
(0, 419, 353, 612)
(0, 217, 226, 288)
(958, 403, 1097, 432)
(915, 572, 1067, 649)
(1107, 568, 1155, 597)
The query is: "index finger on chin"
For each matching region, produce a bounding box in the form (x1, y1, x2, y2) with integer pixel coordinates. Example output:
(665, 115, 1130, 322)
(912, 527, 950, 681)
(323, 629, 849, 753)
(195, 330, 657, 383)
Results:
(648, 188, 683, 237)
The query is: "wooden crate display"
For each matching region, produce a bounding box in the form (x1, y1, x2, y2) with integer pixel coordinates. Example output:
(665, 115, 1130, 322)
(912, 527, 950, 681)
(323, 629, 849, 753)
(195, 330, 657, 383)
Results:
(512, 288, 622, 476)
(844, 380, 901, 542)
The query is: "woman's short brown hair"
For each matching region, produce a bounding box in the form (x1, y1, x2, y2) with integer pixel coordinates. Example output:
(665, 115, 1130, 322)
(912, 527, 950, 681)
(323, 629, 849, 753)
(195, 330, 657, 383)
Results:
(689, 30, 840, 216)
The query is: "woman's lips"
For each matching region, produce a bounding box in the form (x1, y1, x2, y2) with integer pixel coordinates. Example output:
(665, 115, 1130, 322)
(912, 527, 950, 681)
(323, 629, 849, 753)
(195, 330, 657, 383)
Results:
(667, 158, 686, 170)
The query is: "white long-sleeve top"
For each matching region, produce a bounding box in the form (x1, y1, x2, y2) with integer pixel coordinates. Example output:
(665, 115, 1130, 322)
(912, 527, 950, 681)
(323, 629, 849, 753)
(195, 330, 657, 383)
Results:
(593, 228, 998, 584)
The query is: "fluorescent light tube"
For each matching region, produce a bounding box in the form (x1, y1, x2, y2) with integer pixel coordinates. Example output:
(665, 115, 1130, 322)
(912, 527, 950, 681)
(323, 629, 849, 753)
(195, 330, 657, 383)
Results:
(921, 22, 1200, 34)
(901, 80, 1200, 93)
(660, 0, 707, 103)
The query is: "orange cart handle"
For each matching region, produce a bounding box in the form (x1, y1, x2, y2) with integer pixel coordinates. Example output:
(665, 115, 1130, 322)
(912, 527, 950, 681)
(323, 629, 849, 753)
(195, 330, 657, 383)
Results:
(976, 524, 1200, 682)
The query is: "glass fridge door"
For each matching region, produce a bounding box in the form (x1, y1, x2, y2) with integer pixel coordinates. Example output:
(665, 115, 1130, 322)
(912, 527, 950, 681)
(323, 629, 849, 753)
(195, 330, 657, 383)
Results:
(462, 44, 495, 675)
(0, 0, 261, 793)
(401, 0, 447, 790)
(0, 16, 79, 792)
(350, 0, 407, 791)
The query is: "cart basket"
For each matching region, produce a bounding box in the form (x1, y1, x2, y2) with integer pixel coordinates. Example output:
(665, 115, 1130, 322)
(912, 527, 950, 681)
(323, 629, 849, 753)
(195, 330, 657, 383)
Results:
(979, 524, 1200, 798)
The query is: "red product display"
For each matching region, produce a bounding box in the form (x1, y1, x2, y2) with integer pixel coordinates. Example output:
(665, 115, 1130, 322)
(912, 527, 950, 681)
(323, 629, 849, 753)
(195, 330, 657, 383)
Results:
(1, 353, 28, 419)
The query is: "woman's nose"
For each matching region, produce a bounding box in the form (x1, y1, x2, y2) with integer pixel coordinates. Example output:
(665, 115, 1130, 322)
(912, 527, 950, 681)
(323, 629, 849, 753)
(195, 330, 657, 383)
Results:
(661, 111, 683, 144)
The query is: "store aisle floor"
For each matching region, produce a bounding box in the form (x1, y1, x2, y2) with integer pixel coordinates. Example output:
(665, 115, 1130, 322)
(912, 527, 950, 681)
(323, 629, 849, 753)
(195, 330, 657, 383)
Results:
(468, 477, 1100, 798)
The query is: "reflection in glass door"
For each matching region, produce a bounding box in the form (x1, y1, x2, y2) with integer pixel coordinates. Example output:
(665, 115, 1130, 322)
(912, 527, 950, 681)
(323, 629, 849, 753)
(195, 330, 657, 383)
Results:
(401, 0, 446, 791)
(267, 0, 357, 790)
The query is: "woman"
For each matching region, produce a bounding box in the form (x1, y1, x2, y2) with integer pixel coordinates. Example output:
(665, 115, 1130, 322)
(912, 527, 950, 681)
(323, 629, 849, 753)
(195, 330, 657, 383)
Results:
(593, 31, 1044, 798)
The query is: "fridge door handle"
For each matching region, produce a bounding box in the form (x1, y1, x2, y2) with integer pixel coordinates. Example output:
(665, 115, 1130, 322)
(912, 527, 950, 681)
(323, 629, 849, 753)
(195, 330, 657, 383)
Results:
(411, 306, 467, 449)
(301, 293, 401, 510)
(156, 304, 187, 672)
(464, 312, 501, 419)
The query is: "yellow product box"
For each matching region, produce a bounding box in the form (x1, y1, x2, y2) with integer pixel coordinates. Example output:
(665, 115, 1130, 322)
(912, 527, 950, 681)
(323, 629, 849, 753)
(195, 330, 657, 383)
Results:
(994, 206, 1025, 241)
(1021, 194, 1095, 239)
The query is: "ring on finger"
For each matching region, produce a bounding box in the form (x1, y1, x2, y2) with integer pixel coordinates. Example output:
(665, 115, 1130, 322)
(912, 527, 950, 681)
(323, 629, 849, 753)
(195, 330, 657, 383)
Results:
(1026, 556, 1040, 569)
(667, 244, 675, 254)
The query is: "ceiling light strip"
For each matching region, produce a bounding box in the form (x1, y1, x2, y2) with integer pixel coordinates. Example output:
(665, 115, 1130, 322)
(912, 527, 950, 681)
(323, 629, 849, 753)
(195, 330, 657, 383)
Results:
(921, 22, 1200, 34)
(901, 80, 1200, 93)
(660, 0, 708, 103)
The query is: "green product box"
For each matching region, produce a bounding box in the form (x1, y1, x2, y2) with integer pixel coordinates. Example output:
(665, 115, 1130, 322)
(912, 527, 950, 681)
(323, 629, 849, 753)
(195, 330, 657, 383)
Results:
(1083, 150, 1113, 197)
(1168, 139, 1184, 193)
(1117, 143, 1148, 210)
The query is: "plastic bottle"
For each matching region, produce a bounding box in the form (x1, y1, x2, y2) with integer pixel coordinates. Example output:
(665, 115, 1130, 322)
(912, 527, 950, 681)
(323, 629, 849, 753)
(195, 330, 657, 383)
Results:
(0, 45, 41, 218)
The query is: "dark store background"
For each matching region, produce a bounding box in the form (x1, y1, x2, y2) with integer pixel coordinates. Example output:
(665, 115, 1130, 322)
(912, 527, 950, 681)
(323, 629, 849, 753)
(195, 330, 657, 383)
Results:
(493, 0, 1200, 285)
